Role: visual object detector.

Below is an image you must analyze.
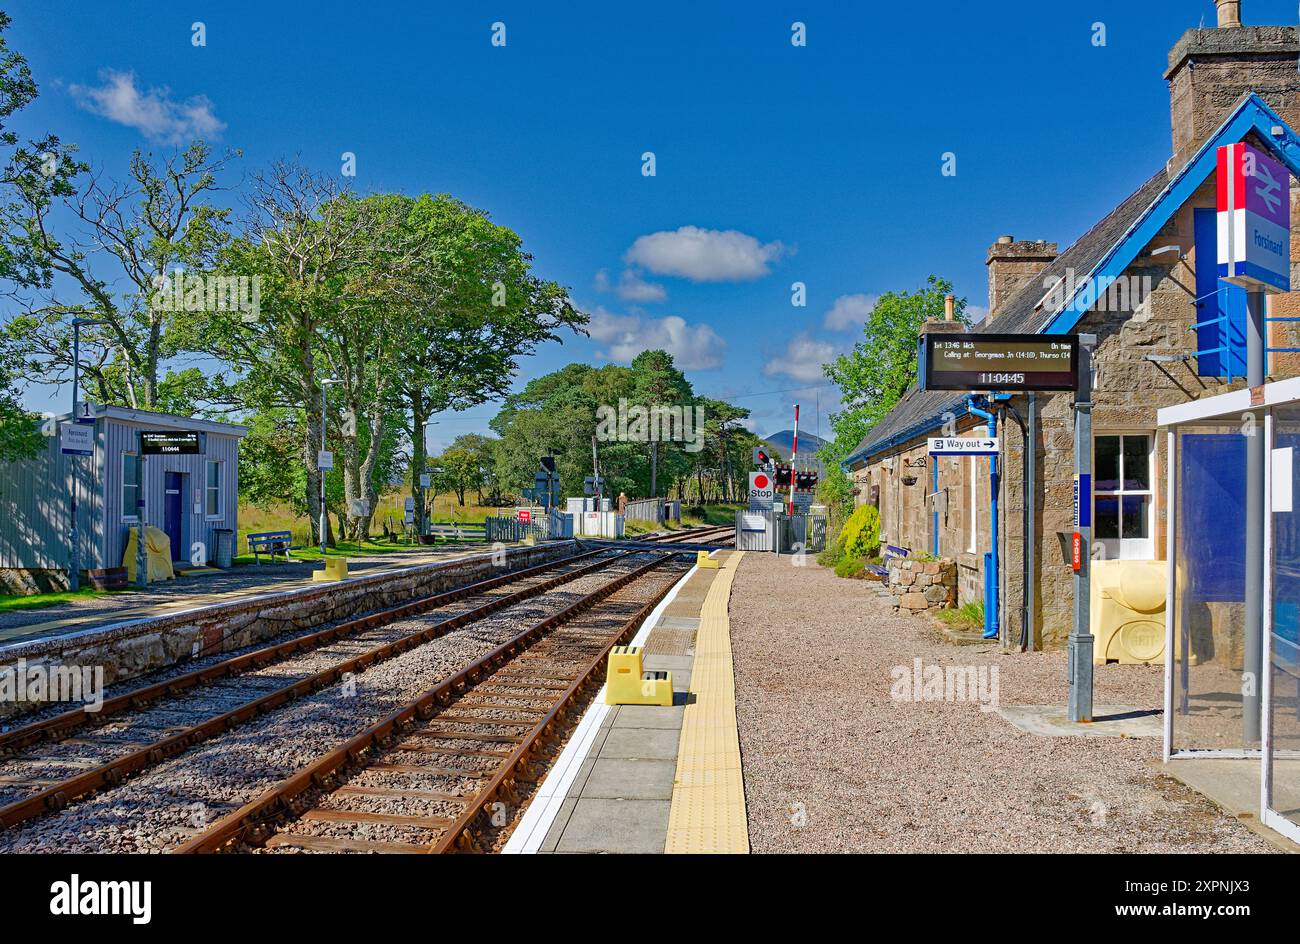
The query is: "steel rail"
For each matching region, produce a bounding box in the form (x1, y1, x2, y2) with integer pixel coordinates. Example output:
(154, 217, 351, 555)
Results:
(430, 577, 677, 853)
(0, 548, 607, 756)
(0, 550, 636, 830)
(173, 554, 676, 854)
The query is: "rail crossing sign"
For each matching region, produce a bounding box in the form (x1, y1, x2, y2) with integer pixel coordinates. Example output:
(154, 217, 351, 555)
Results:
(928, 437, 1000, 456)
(748, 471, 775, 507)
(1218, 142, 1290, 293)
(920, 333, 1079, 392)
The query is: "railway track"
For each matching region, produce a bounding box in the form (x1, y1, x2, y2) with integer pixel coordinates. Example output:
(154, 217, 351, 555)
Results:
(649, 524, 734, 545)
(174, 554, 689, 853)
(0, 548, 642, 832)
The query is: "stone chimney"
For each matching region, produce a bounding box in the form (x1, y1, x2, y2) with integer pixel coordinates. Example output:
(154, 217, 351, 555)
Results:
(985, 236, 1058, 321)
(1166, 3, 1300, 167)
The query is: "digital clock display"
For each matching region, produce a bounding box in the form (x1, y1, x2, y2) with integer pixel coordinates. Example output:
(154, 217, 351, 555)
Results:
(921, 333, 1079, 392)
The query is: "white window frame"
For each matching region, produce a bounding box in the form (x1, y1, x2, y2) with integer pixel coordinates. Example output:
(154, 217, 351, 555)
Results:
(205, 460, 222, 520)
(121, 452, 140, 522)
(1093, 432, 1157, 561)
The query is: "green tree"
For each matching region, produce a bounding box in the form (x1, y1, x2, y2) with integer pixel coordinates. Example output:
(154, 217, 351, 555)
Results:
(630, 350, 693, 499)
(823, 275, 968, 460)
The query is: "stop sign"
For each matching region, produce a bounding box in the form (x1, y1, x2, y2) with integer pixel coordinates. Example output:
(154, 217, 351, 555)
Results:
(748, 471, 774, 505)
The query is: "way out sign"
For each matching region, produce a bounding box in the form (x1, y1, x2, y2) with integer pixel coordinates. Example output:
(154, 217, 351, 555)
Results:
(1218, 142, 1290, 293)
(748, 471, 775, 505)
(928, 437, 1000, 456)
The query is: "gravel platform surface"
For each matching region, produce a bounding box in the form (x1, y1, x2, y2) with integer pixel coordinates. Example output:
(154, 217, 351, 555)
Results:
(730, 554, 1276, 854)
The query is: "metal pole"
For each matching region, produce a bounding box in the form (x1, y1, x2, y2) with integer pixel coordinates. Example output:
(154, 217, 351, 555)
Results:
(1068, 336, 1096, 722)
(788, 403, 799, 516)
(135, 438, 147, 589)
(1244, 289, 1265, 743)
(1025, 392, 1037, 652)
(319, 384, 328, 557)
(68, 322, 80, 592)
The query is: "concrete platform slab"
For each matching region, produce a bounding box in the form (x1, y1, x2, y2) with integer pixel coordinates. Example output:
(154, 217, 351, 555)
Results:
(996, 704, 1162, 738)
(553, 798, 671, 854)
(611, 705, 683, 729)
(600, 726, 681, 760)
(582, 758, 677, 800)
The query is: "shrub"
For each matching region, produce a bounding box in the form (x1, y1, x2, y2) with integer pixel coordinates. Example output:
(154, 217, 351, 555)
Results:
(834, 555, 865, 578)
(839, 503, 881, 560)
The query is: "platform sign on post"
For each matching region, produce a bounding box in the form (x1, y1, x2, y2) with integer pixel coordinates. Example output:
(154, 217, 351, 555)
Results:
(74, 400, 96, 424)
(748, 471, 775, 508)
(928, 437, 1000, 456)
(920, 334, 1078, 393)
(59, 422, 93, 456)
(317, 450, 333, 470)
(1218, 142, 1291, 293)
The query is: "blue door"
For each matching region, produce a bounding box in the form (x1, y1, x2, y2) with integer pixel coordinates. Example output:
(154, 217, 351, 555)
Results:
(164, 472, 184, 563)
(1193, 207, 1248, 378)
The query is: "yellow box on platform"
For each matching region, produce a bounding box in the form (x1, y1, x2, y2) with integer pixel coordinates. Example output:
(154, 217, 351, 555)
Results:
(606, 645, 673, 707)
(311, 558, 350, 583)
(696, 550, 719, 569)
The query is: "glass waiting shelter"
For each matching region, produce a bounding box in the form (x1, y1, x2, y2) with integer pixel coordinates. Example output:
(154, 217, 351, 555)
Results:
(1158, 375, 1300, 842)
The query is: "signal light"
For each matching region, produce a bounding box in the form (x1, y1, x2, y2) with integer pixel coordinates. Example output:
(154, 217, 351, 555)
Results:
(774, 465, 792, 488)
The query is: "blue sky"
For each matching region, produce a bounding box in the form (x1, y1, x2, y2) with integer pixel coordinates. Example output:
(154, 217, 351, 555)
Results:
(8, 0, 1299, 450)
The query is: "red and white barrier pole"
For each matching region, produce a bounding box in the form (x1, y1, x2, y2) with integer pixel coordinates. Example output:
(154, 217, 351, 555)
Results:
(789, 403, 799, 516)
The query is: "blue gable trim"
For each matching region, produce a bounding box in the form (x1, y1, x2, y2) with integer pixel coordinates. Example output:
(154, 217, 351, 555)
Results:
(1045, 93, 1300, 334)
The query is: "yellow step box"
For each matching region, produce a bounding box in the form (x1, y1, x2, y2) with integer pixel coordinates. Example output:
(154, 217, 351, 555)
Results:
(606, 645, 673, 706)
(311, 557, 350, 583)
(696, 550, 719, 569)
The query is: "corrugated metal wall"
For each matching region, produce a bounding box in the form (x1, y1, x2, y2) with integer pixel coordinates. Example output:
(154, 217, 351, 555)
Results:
(0, 423, 100, 570)
(101, 419, 241, 568)
(0, 416, 241, 574)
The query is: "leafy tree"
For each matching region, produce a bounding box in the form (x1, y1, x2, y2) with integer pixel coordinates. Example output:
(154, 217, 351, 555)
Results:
(823, 275, 968, 460)
(630, 350, 693, 498)
(448, 432, 500, 503)
(435, 446, 482, 506)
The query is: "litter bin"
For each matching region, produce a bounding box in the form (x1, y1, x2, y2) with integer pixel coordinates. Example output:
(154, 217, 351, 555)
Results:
(213, 529, 234, 569)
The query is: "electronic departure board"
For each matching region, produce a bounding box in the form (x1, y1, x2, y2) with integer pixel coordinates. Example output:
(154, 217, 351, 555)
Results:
(139, 430, 202, 455)
(919, 333, 1079, 392)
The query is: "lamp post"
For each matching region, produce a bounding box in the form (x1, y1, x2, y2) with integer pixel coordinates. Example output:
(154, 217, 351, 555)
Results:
(421, 419, 439, 535)
(68, 318, 107, 592)
(319, 378, 340, 557)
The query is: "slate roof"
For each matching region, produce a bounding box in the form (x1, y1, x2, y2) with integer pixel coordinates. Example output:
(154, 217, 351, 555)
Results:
(843, 165, 1171, 467)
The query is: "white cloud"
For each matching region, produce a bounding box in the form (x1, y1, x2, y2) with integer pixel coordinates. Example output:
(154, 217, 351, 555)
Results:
(596, 267, 666, 302)
(588, 306, 725, 370)
(762, 333, 837, 383)
(824, 293, 878, 331)
(69, 69, 225, 143)
(966, 304, 989, 325)
(624, 226, 785, 282)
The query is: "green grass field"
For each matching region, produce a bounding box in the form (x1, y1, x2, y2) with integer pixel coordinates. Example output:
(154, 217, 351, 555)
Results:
(0, 586, 127, 613)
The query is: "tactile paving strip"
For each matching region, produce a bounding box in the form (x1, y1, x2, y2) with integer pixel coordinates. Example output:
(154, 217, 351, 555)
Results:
(664, 552, 749, 854)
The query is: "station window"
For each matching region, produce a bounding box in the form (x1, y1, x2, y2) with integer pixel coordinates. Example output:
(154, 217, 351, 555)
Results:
(121, 453, 140, 520)
(1094, 434, 1154, 561)
(205, 461, 222, 517)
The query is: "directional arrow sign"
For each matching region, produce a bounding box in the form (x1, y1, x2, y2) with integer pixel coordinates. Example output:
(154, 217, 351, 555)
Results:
(928, 437, 1000, 456)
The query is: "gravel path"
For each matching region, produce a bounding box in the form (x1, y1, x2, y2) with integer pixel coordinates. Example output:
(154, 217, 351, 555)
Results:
(730, 554, 1276, 854)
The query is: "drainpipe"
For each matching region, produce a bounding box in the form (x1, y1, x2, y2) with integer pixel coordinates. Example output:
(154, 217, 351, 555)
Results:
(931, 456, 939, 557)
(965, 395, 999, 639)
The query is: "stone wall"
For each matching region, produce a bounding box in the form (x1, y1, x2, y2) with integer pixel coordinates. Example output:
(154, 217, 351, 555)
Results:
(884, 557, 957, 613)
(0, 541, 577, 721)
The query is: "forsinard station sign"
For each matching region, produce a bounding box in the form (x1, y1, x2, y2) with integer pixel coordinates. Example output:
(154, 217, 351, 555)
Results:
(919, 333, 1079, 393)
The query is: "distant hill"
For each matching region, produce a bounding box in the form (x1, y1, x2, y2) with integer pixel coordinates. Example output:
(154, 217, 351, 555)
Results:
(762, 429, 826, 463)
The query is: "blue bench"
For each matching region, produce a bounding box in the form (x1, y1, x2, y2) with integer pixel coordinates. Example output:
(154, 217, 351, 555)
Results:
(867, 543, 911, 582)
(247, 530, 300, 564)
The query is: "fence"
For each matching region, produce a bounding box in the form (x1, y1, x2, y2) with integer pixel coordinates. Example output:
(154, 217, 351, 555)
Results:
(485, 514, 553, 544)
(735, 508, 828, 554)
